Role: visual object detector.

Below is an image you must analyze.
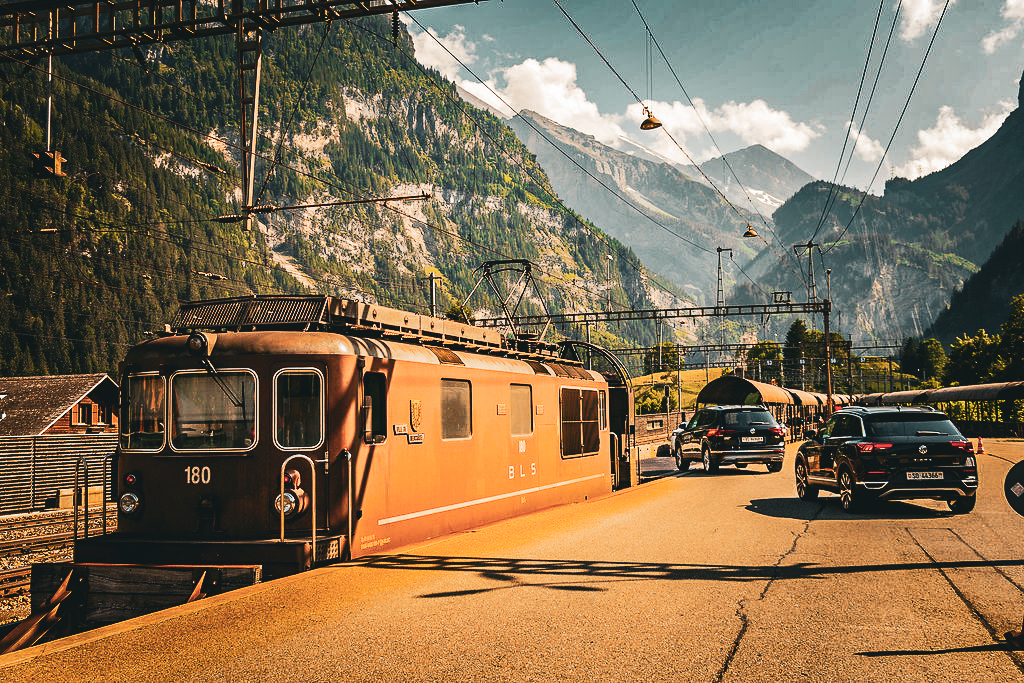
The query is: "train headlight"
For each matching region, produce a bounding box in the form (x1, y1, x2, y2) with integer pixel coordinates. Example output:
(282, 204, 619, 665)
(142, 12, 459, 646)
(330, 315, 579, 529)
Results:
(119, 492, 141, 515)
(274, 491, 299, 517)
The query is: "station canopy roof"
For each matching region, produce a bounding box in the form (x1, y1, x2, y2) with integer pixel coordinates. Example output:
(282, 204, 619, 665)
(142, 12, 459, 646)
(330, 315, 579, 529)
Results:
(785, 388, 821, 406)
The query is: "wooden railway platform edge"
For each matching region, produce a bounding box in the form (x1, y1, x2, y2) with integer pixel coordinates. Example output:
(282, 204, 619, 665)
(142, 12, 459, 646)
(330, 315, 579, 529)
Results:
(0, 563, 261, 654)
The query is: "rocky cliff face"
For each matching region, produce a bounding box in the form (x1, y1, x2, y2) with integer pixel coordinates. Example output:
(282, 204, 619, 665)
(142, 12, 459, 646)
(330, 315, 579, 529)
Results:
(507, 110, 762, 302)
(740, 71, 1024, 341)
(680, 144, 814, 216)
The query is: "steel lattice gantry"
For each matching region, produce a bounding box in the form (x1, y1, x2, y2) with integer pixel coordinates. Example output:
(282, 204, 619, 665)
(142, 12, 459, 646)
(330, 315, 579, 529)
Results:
(475, 299, 840, 410)
(473, 300, 831, 328)
(0, 0, 480, 225)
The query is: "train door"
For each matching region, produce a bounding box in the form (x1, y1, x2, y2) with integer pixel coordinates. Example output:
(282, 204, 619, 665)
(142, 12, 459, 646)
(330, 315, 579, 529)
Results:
(607, 385, 634, 488)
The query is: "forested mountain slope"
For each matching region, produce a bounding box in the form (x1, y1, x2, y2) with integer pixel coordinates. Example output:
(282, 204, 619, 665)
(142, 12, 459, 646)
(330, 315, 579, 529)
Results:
(0, 16, 670, 376)
(735, 71, 1024, 342)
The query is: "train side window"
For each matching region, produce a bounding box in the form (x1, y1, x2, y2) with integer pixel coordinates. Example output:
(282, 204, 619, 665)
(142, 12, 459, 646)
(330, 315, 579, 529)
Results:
(510, 384, 533, 436)
(363, 372, 387, 443)
(599, 390, 607, 431)
(275, 369, 324, 450)
(121, 374, 165, 451)
(441, 379, 472, 439)
(561, 387, 600, 458)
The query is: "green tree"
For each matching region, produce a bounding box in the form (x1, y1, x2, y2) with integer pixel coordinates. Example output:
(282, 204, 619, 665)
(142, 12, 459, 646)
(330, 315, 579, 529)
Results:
(943, 330, 1003, 385)
(918, 338, 947, 383)
(999, 294, 1024, 381)
(900, 338, 921, 378)
(642, 343, 682, 375)
(746, 341, 783, 384)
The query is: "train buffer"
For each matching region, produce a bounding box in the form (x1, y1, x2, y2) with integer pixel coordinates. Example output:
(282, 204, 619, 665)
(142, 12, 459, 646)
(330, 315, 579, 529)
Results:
(0, 563, 261, 654)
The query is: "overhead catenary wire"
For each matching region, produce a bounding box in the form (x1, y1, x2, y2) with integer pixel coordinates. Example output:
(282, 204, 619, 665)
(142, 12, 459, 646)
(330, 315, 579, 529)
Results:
(821, 0, 951, 255)
(810, 0, 895, 244)
(629, 1, 791, 262)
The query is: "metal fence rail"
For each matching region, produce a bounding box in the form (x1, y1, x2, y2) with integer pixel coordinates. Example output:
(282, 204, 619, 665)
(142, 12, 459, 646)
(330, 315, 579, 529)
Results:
(0, 435, 117, 514)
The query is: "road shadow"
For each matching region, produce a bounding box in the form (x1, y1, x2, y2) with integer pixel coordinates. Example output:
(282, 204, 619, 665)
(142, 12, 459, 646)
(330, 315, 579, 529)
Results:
(347, 553, 1024, 599)
(857, 642, 1020, 656)
(745, 497, 955, 521)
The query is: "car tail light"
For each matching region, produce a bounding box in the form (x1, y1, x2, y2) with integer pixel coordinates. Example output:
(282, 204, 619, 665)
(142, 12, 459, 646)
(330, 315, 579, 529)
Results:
(952, 440, 974, 452)
(858, 443, 893, 453)
(707, 428, 723, 437)
(770, 428, 785, 437)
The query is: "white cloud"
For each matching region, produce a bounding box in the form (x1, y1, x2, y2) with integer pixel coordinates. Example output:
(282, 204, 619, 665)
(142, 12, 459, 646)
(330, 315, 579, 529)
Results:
(621, 98, 822, 164)
(893, 101, 1013, 179)
(408, 23, 820, 166)
(982, 1, 1024, 53)
(408, 24, 477, 80)
(846, 122, 886, 162)
(900, 0, 956, 42)
(494, 58, 628, 144)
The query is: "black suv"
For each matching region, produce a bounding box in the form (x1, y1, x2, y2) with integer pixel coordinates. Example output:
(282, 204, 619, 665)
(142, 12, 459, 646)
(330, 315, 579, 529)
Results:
(671, 405, 786, 473)
(794, 406, 978, 513)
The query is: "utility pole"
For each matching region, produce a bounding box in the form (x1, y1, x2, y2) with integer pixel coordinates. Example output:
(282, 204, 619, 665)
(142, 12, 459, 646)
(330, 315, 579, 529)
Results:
(606, 254, 614, 312)
(717, 247, 732, 366)
(793, 241, 820, 332)
(420, 272, 441, 317)
(793, 241, 820, 302)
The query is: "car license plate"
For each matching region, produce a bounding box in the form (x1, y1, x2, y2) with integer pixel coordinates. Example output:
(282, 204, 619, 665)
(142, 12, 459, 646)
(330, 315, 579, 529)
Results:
(907, 471, 943, 480)
(741, 436, 763, 443)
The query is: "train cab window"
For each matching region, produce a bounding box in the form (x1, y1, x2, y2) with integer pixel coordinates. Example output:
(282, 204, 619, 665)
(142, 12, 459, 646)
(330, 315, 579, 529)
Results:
(275, 370, 324, 449)
(510, 384, 533, 436)
(441, 379, 472, 439)
(560, 387, 600, 458)
(121, 374, 165, 451)
(363, 372, 387, 443)
(169, 370, 257, 451)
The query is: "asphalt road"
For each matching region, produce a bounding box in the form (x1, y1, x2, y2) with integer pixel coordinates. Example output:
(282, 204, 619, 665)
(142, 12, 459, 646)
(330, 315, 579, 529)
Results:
(3, 440, 1024, 682)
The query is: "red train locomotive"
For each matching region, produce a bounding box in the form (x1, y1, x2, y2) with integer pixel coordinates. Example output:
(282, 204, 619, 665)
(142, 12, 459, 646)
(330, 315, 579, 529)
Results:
(75, 295, 634, 579)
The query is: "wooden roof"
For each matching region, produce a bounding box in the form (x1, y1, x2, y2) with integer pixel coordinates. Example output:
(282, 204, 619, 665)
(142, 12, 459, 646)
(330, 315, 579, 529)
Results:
(0, 374, 117, 437)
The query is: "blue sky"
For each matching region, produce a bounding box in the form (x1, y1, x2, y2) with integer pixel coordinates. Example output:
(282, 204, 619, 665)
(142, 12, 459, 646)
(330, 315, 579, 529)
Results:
(405, 0, 1024, 193)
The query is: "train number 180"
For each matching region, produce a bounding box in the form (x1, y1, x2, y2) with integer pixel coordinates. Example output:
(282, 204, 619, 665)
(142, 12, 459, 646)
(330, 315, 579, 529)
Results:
(185, 466, 211, 485)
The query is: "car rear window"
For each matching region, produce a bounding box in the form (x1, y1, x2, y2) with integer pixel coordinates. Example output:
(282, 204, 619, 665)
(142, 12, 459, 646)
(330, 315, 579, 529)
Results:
(864, 416, 961, 437)
(722, 410, 778, 427)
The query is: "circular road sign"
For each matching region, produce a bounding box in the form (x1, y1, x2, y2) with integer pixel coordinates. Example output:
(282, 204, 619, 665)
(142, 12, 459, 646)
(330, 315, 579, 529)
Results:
(1004, 460, 1024, 517)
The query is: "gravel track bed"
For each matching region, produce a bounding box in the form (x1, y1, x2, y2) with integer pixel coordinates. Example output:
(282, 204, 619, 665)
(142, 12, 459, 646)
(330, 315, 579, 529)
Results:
(0, 508, 115, 626)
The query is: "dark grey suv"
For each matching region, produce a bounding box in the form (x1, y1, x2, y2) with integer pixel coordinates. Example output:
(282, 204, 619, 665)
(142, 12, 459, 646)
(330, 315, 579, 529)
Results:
(794, 406, 978, 513)
(671, 405, 786, 473)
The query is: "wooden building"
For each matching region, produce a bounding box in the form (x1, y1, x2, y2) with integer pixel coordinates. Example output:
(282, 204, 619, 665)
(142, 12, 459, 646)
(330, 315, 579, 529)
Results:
(0, 374, 119, 437)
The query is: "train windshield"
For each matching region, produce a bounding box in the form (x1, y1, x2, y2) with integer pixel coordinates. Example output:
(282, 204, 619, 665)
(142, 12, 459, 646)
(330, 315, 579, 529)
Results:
(170, 371, 257, 451)
(121, 374, 166, 451)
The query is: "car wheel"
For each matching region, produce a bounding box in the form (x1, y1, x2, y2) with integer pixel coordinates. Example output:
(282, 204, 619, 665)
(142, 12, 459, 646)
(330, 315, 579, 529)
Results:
(702, 446, 719, 473)
(766, 461, 783, 473)
(795, 460, 818, 500)
(838, 469, 859, 512)
(948, 495, 976, 514)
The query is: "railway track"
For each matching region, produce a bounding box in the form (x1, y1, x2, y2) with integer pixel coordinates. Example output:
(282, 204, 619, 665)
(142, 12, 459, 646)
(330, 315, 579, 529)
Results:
(0, 505, 116, 534)
(0, 568, 31, 599)
(0, 533, 76, 557)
